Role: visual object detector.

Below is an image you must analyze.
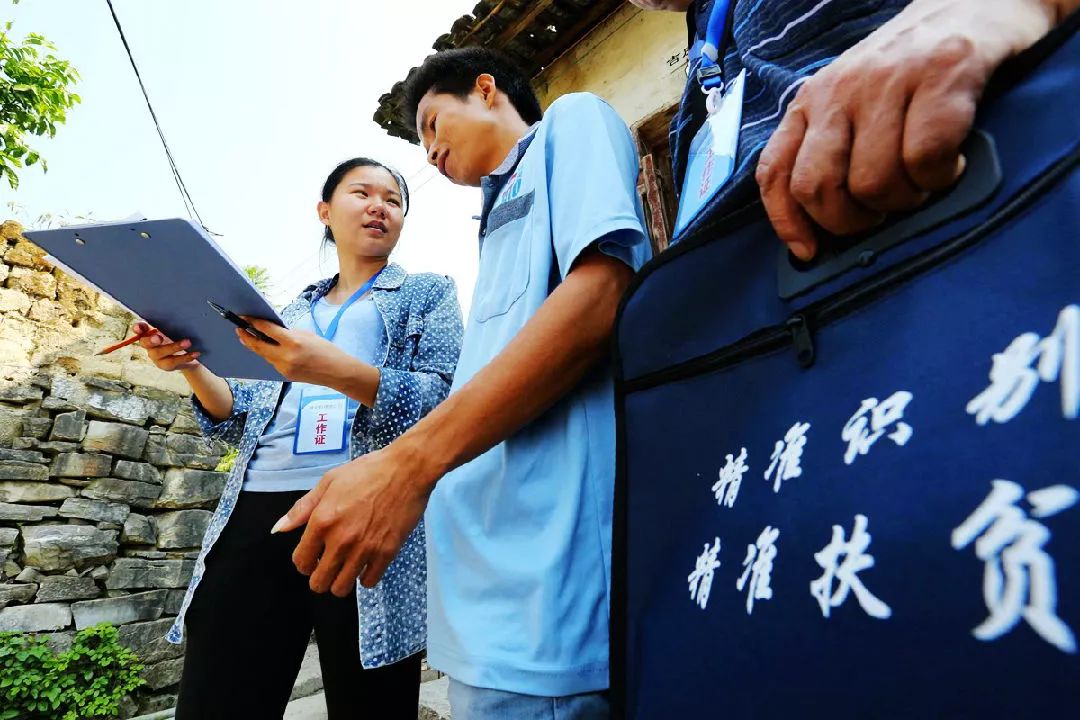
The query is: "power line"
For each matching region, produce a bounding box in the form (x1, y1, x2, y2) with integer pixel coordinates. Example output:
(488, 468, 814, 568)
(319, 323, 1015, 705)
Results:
(409, 171, 440, 196)
(103, 0, 215, 233)
(404, 162, 435, 185)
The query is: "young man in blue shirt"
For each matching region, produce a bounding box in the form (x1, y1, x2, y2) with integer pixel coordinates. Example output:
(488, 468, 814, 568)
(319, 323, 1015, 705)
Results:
(274, 48, 651, 717)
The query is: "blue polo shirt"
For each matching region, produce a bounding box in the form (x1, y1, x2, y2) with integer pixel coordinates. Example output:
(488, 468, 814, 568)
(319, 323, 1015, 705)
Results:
(424, 93, 651, 696)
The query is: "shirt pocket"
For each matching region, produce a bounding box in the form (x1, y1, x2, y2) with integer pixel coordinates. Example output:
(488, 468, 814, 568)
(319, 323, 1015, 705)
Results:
(473, 192, 535, 323)
(403, 314, 425, 365)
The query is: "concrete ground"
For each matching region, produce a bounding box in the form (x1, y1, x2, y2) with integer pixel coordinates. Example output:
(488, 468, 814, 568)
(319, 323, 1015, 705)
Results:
(126, 640, 448, 720)
(282, 643, 450, 720)
(283, 677, 449, 720)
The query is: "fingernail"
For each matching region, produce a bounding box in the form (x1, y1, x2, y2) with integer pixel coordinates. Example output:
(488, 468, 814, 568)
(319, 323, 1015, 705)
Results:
(955, 154, 967, 179)
(270, 516, 288, 534)
(788, 240, 815, 261)
(180, 339, 191, 348)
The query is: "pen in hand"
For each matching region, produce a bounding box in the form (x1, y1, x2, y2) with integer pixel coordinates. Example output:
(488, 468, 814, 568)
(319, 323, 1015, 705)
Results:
(97, 324, 160, 355)
(207, 300, 280, 345)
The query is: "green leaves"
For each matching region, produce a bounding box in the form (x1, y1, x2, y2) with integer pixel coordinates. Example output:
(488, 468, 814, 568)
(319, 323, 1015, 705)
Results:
(244, 264, 275, 295)
(216, 445, 239, 472)
(0, 624, 145, 719)
(1, 18, 80, 188)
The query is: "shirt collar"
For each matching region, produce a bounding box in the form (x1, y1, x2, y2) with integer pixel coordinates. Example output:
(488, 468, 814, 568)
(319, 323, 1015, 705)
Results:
(489, 123, 540, 177)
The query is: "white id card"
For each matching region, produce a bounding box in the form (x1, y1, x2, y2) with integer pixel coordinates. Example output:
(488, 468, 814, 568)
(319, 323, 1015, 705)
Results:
(293, 388, 349, 455)
(673, 68, 747, 237)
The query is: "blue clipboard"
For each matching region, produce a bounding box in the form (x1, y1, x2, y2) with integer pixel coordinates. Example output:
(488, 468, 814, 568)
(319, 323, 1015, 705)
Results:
(25, 218, 286, 382)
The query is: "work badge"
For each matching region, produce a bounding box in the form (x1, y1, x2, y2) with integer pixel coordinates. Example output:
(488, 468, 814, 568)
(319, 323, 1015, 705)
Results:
(673, 68, 747, 237)
(293, 387, 349, 455)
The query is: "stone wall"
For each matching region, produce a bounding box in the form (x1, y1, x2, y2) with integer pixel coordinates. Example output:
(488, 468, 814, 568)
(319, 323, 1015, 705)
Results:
(0, 221, 228, 715)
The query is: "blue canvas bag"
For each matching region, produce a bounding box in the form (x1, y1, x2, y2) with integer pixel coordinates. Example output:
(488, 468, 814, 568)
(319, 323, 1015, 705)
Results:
(613, 14, 1080, 719)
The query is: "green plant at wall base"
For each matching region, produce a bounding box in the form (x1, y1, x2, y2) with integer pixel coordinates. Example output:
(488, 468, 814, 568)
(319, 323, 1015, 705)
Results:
(0, 9, 81, 189)
(0, 630, 58, 718)
(0, 624, 144, 720)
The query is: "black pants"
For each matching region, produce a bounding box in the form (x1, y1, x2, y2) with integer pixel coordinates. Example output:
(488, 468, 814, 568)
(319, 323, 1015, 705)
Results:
(175, 491, 421, 720)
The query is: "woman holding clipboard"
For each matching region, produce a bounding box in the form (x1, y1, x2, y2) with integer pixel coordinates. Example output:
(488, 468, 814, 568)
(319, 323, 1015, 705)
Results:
(135, 157, 463, 719)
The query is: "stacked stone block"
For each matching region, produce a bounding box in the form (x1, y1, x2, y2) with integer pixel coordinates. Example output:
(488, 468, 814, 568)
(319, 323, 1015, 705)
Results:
(0, 221, 230, 714)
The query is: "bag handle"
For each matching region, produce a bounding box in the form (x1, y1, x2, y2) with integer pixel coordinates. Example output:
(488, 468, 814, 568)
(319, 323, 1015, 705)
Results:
(776, 129, 1002, 300)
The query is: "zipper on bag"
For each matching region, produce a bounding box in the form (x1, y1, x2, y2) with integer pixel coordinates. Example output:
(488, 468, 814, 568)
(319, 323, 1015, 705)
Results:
(623, 144, 1079, 394)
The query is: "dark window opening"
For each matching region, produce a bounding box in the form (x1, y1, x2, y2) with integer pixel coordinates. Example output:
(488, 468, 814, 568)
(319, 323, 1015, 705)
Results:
(634, 102, 679, 254)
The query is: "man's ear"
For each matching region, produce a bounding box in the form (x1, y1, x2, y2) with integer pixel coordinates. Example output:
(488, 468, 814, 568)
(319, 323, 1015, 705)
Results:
(476, 73, 498, 109)
(317, 200, 331, 227)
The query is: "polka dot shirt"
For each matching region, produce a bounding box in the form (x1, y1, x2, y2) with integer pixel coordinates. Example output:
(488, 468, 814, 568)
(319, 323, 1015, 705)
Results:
(166, 263, 464, 668)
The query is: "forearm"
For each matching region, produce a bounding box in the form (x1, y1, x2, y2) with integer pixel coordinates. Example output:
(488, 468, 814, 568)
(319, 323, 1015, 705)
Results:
(1047, 0, 1080, 20)
(905, 0, 1078, 41)
(1004, 0, 1079, 28)
(393, 251, 633, 489)
(914, 0, 1079, 18)
(181, 365, 234, 421)
(883, 0, 1077, 56)
(314, 356, 382, 408)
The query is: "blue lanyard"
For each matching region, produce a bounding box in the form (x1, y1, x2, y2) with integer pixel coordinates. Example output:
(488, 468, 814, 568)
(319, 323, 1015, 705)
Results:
(310, 268, 383, 341)
(697, 0, 734, 91)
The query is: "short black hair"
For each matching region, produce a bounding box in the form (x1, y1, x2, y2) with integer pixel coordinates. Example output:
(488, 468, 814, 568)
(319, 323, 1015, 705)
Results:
(401, 47, 542, 133)
(321, 157, 409, 245)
